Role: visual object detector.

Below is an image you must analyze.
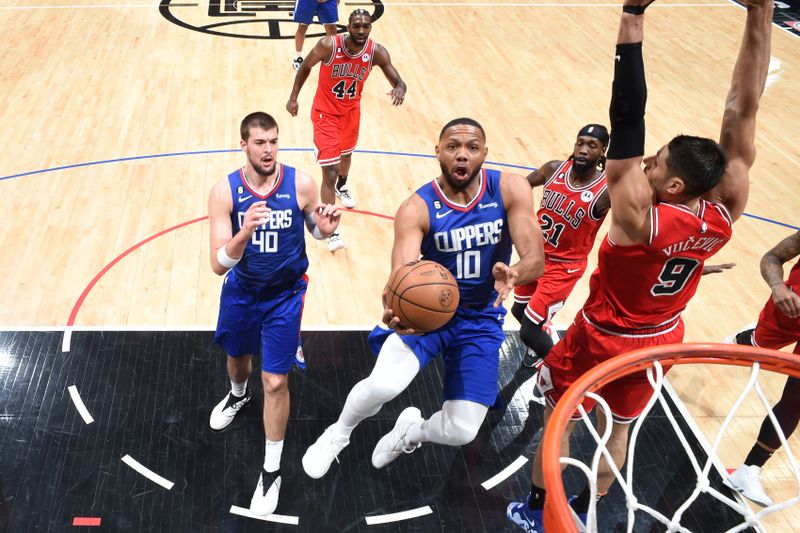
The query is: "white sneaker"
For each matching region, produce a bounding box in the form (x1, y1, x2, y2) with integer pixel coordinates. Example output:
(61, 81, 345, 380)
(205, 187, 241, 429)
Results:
(302, 425, 350, 479)
(250, 468, 281, 516)
(292, 56, 303, 71)
(724, 464, 774, 507)
(209, 389, 251, 430)
(371, 407, 424, 469)
(327, 232, 345, 252)
(335, 185, 356, 208)
(723, 323, 757, 345)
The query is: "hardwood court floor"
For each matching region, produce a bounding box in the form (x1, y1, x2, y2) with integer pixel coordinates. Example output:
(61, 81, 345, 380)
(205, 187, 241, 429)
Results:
(0, 0, 799, 530)
(0, 330, 758, 532)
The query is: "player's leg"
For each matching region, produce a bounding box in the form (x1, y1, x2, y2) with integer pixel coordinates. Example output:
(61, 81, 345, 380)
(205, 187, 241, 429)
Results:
(725, 328, 799, 507)
(317, 0, 339, 39)
(335, 107, 360, 209)
(248, 280, 306, 515)
(302, 332, 423, 478)
(292, 0, 314, 69)
(210, 273, 259, 430)
(293, 24, 309, 70)
(507, 402, 579, 531)
(311, 109, 346, 250)
(371, 399, 488, 469)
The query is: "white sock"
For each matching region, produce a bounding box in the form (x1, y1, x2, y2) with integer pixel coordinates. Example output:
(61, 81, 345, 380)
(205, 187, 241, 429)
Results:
(295, 51, 302, 59)
(231, 379, 247, 397)
(263, 439, 283, 473)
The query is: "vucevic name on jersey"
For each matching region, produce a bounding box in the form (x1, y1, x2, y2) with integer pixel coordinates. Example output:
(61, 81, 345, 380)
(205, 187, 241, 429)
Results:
(418, 169, 512, 308)
(227, 164, 309, 289)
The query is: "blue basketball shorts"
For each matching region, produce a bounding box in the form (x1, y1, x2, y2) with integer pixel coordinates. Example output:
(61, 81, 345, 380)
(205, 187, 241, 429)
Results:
(214, 270, 307, 374)
(293, 0, 338, 25)
(368, 305, 507, 406)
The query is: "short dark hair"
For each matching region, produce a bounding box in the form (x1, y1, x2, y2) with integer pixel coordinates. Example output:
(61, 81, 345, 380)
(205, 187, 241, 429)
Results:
(349, 9, 371, 22)
(240, 112, 278, 141)
(439, 117, 486, 141)
(666, 135, 727, 197)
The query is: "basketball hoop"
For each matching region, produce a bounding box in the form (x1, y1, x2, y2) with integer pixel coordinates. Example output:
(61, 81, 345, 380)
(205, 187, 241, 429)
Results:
(542, 343, 800, 532)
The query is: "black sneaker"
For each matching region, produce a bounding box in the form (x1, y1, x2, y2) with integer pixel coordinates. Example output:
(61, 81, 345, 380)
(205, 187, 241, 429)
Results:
(209, 388, 251, 430)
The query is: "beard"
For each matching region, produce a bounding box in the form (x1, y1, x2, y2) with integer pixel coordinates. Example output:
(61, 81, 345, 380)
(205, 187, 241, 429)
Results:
(440, 162, 482, 192)
(571, 157, 599, 174)
(249, 155, 276, 178)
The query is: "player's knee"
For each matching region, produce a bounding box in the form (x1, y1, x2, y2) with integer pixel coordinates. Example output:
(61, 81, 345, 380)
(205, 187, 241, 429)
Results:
(510, 301, 526, 322)
(261, 371, 288, 395)
(441, 414, 480, 446)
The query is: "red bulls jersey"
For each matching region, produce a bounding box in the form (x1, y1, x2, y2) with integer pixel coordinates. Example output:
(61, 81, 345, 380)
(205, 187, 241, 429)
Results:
(312, 34, 375, 114)
(787, 260, 800, 291)
(583, 200, 733, 331)
(539, 160, 607, 261)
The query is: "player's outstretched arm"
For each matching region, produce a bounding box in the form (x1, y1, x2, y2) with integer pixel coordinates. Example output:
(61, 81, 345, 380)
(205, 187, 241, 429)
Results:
(761, 230, 800, 318)
(373, 44, 407, 106)
(500, 172, 544, 292)
(286, 37, 335, 116)
(381, 194, 428, 333)
(704, 0, 773, 222)
(525, 160, 561, 189)
(296, 170, 341, 239)
(604, 1, 654, 246)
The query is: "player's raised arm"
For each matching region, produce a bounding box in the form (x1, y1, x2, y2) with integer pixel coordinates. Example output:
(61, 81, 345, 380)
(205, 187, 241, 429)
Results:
(286, 36, 335, 116)
(703, 0, 773, 222)
(372, 44, 407, 106)
(500, 172, 544, 290)
(604, 1, 654, 246)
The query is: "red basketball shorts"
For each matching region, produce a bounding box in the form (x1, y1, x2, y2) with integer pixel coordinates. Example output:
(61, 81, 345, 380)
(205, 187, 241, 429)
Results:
(513, 258, 586, 324)
(538, 312, 685, 423)
(311, 106, 361, 166)
(752, 295, 800, 354)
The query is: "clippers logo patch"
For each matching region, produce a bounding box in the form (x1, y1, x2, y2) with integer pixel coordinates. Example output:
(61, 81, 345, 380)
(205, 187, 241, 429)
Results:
(160, 0, 383, 40)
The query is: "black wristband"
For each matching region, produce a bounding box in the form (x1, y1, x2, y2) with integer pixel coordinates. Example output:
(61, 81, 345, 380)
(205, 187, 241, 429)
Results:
(622, 5, 647, 15)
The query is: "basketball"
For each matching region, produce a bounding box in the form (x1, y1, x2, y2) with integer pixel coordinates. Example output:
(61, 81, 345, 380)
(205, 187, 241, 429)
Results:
(385, 260, 460, 332)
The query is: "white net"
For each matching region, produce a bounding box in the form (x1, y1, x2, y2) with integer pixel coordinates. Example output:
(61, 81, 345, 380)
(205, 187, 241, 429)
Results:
(560, 360, 800, 532)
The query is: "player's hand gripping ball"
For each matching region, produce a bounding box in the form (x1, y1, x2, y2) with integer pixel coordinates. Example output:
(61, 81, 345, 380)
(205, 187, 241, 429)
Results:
(384, 260, 459, 332)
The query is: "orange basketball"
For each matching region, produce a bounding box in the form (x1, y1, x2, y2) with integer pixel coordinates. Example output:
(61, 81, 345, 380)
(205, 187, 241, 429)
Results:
(385, 260, 460, 332)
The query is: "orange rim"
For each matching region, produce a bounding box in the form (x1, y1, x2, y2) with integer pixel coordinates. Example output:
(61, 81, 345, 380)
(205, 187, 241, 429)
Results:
(542, 342, 800, 532)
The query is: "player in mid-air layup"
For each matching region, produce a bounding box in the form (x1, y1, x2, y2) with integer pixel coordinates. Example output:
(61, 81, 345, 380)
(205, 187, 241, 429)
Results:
(507, 0, 774, 530)
(301, 117, 545, 479)
(207, 112, 340, 516)
(286, 9, 406, 252)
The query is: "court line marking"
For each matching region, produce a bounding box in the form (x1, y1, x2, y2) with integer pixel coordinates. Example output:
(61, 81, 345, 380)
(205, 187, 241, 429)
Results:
(121, 455, 175, 490)
(364, 505, 433, 525)
(62, 328, 72, 352)
(67, 385, 94, 424)
(229, 506, 299, 525)
(481, 455, 529, 490)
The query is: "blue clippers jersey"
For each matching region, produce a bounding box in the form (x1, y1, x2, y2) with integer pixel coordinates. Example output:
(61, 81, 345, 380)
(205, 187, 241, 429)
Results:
(418, 169, 512, 307)
(228, 164, 308, 289)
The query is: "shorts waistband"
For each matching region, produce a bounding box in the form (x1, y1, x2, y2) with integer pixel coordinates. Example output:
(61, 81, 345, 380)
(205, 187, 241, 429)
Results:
(582, 311, 681, 338)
